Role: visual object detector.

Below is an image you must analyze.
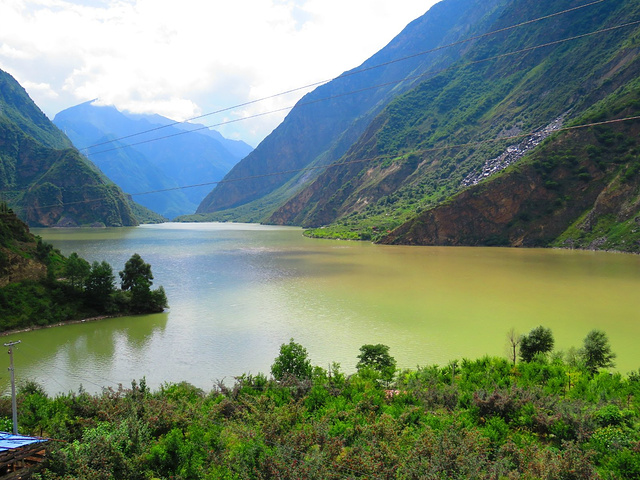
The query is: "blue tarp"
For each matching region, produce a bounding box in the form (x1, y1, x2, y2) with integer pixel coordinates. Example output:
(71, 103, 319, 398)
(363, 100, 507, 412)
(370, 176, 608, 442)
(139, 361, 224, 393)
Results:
(0, 433, 46, 451)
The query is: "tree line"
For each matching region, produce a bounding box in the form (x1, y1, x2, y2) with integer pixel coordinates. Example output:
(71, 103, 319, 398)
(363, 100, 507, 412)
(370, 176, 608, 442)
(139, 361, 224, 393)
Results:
(508, 325, 616, 375)
(66, 252, 168, 314)
(0, 249, 167, 332)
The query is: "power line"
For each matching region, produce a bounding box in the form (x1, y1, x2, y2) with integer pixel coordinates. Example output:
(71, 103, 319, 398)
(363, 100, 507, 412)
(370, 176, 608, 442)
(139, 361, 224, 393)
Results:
(79, 0, 610, 152)
(22, 114, 640, 210)
(3, 10, 638, 211)
(128, 115, 640, 195)
(84, 17, 640, 158)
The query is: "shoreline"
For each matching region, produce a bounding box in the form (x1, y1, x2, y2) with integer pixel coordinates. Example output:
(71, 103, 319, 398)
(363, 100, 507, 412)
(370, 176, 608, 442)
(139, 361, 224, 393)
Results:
(0, 314, 126, 337)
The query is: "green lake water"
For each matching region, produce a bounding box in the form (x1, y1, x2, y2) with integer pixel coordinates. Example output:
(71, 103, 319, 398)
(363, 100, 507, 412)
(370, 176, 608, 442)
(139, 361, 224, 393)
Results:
(3, 222, 639, 395)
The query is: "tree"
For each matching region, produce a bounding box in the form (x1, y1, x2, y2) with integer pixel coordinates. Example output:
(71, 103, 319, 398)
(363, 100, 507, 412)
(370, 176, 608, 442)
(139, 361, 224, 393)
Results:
(64, 252, 91, 289)
(119, 254, 166, 313)
(271, 339, 313, 381)
(85, 260, 115, 308)
(506, 328, 521, 365)
(119, 253, 153, 291)
(356, 344, 396, 383)
(149, 286, 169, 313)
(519, 326, 554, 362)
(580, 329, 616, 375)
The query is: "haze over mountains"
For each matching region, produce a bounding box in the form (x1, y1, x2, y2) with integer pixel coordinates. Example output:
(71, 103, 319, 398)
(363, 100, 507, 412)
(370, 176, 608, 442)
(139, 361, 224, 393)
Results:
(54, 103, 253, 219)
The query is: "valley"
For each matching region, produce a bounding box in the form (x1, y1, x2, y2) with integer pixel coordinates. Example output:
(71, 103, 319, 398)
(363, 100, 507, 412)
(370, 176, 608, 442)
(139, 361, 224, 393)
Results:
(0, 0, 639, 477)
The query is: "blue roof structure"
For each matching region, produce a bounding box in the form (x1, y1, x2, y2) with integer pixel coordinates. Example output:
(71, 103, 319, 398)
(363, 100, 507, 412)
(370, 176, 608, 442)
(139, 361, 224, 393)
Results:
(0, 433, 46, 451)
(0, 432, 49, 478)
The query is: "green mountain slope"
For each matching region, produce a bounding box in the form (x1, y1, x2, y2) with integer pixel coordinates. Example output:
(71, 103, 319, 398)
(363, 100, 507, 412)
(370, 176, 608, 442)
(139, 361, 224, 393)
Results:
(192, 0, 510, 222)
(267, 0, 640, 252)
(0, 69, 141, 227)
(0, 202, 47, 286)
(384, 78, 640, 252)
(0, 72, 71, 150)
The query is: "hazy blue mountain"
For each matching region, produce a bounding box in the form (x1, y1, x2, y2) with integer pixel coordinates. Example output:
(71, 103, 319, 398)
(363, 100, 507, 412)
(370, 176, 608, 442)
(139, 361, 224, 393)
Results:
(0, 69, 142, 227)
(54, 102, 252, 218)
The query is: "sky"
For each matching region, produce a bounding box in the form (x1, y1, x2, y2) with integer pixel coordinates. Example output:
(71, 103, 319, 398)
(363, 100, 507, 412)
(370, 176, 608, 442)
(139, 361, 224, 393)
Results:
(0, 0, 439, 146)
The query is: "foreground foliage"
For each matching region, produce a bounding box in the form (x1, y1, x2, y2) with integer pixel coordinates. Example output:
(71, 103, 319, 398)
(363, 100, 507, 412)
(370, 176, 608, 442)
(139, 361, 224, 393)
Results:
(8, 350, 639, 479)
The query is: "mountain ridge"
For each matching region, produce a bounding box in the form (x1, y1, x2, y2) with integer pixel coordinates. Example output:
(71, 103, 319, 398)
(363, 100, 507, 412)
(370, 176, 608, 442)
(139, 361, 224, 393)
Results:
(0, 68, 164, 227)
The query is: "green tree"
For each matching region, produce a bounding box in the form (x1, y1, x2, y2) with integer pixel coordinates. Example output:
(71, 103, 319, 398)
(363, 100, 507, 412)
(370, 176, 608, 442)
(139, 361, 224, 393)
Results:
(356, 344, 397, 383)
(580, 329, 616, 375)
(85, 260, 115, 309)
(119, 254, 166, 313)
(519, 326, 554, 362)
(119, 253, 153, 291)
(149, 286, 168, 313)
(64, 252, 91, 289)
(271, 338, 313, 380)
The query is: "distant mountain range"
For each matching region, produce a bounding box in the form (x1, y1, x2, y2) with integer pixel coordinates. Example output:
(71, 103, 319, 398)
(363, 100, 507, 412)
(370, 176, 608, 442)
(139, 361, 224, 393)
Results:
(54, 102, 253, 218)
(0, 69, 159, 227)
(189, 0, 640, 253)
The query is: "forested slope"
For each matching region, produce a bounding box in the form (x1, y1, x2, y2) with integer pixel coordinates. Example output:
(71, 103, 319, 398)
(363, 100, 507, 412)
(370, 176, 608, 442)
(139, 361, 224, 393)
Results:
(0, 205, 166, 331)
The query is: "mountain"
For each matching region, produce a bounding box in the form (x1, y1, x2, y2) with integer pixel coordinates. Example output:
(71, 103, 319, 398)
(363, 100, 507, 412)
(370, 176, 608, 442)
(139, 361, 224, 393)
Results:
(0, 69, 143, 227)
(195, 0, 640, 253)
(193, 0, 510, 221)
(54, 102, 253, 218)
(382, 80, 640, 251)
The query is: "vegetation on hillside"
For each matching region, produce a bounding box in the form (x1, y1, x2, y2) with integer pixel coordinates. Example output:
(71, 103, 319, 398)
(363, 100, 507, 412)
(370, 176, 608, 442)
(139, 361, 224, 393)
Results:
(7, 332, 638, 480)
(283, 0, 640, 252)
(0, 205, 167, 332)
(383, 73, 640, 250)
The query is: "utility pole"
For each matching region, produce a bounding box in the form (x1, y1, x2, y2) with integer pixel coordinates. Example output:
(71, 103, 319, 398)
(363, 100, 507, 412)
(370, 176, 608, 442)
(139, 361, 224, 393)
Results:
(4, 341, 21, 435)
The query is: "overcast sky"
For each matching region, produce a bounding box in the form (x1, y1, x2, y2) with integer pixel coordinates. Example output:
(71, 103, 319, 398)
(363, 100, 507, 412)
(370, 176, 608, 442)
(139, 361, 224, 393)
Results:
(0, 0, 439, 146)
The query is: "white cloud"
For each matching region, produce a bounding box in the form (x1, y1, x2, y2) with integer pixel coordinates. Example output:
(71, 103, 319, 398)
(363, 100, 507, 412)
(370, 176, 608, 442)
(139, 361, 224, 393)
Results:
(21, 80, 59, 99)
(0, 0, 437, 145)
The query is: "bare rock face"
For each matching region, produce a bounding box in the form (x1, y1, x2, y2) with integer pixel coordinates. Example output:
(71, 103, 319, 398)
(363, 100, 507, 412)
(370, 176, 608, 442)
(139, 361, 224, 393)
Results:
(0, 248, 46, 287)
(0, 210, 47, 286)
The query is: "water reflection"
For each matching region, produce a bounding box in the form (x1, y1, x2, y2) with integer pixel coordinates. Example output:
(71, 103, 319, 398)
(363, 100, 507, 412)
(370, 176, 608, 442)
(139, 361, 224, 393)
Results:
(1, 313, 168, 394)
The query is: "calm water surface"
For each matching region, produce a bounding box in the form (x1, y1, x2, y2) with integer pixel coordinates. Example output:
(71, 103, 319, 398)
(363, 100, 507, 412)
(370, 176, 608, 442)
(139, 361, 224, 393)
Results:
(4, 222, 639, 394)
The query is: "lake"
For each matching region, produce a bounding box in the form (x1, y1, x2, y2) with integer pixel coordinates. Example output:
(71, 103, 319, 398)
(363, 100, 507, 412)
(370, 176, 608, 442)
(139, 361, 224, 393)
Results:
(3, 222, 639, 395)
